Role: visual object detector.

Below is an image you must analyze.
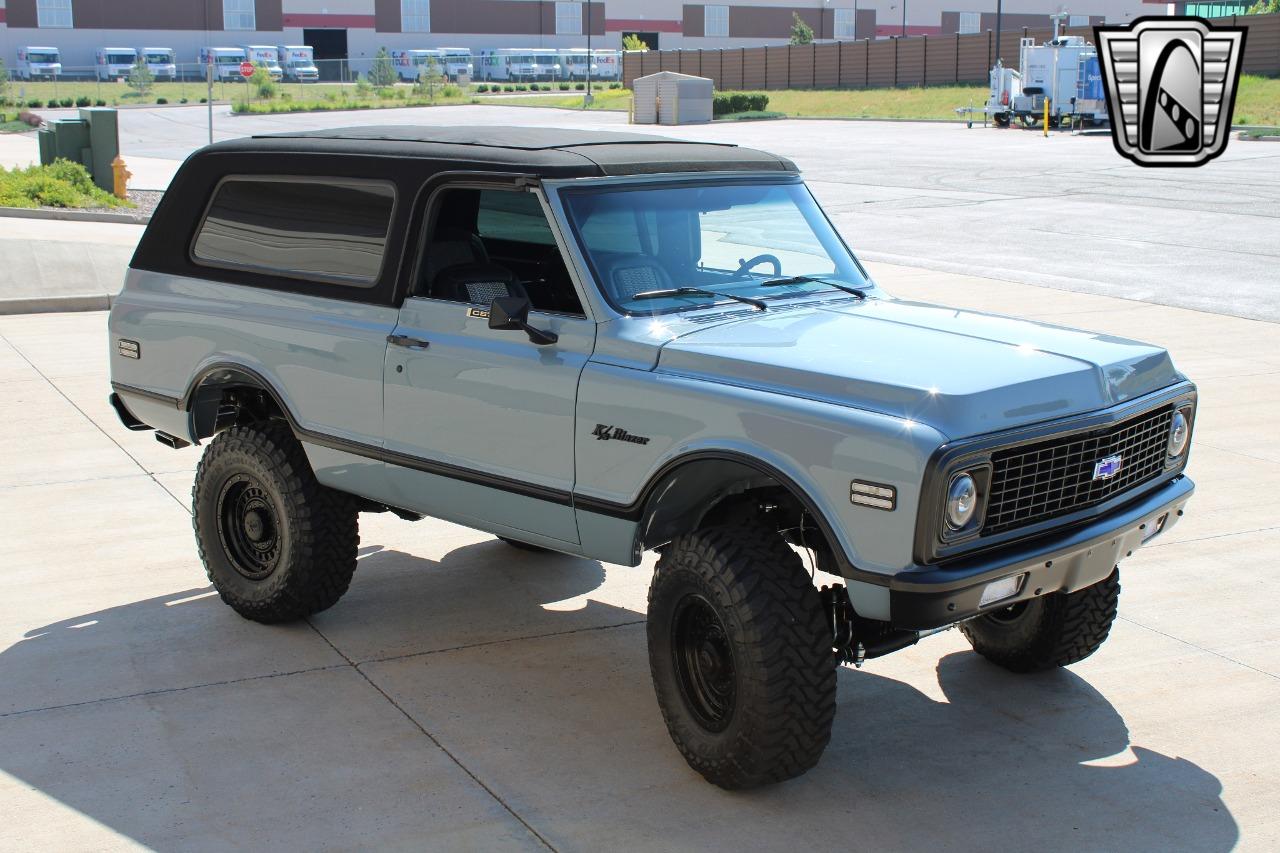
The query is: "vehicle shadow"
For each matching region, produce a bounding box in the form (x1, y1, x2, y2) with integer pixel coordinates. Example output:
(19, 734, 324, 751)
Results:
(0, 541, 1238, 851)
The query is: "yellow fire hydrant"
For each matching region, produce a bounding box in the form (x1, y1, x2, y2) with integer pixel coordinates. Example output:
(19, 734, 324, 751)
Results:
(111, 155, 132, 200)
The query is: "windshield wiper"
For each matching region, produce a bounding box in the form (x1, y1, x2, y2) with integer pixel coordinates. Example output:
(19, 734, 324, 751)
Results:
(632, 287, 767, 311)
(761, 275, 868, 299)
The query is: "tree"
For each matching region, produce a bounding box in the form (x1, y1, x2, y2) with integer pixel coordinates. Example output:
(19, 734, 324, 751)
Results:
(415, 56, 445, 100)
(250, 63, 277, 99)
(368, 47, 397, 88)
(622, 34, 650, 52)
(127, 59, 154, 96)
(1246, 0, 1279, 12)
(790, 12, 814, 45)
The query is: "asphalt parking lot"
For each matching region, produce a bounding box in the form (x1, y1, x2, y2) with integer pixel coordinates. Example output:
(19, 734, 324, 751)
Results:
(5, 103, 1280, 320)
(2, 260, 1278, 850)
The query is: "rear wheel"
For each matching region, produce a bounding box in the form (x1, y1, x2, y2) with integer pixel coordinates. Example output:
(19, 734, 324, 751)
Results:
(647, 523, 836, 789)
(193, 420, 359, 623)
(960, 569, 1120, 672)
(993, 112, 1011, 128)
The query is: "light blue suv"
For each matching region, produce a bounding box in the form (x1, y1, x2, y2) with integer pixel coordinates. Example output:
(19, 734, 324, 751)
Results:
(108, 127, 1196, 788)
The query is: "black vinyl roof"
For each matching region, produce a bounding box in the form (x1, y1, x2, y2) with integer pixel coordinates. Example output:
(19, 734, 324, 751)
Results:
(204, 125, 798, 178)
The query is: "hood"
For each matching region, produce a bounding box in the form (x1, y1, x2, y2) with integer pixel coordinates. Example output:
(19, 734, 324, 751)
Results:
(654, 298, 1181, 439)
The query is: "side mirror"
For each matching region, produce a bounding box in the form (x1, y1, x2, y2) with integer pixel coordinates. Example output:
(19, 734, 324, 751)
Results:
(488, 295, 558, 346)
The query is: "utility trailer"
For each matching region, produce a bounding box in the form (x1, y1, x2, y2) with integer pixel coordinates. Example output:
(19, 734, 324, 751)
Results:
(986, 18, 1108, 129)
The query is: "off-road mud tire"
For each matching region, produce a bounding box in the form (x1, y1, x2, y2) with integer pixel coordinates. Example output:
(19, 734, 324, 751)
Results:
(647, 523, 837, 789)
(193, 420, 359, 623)
(960, 569, 1120, 673)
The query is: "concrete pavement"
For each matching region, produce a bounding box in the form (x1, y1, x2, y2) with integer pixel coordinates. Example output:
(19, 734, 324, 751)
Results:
(1, 263, 1276, 850)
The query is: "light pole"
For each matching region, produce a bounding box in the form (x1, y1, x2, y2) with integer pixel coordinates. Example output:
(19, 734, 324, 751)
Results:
(585, 0, 593, 106)
(901, 0, 908, 37)
(994, 0, 1004, 66)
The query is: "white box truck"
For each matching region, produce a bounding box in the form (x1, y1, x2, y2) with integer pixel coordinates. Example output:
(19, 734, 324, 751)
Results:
(138, 47, 177, 81)
(276, 45, 319, 82)
(478, 48, 560, 82)
(592, 49, 620, 82)
(200, 47, 248, 82)
(240, 45, 283, 81)
(16, 46, 62, 81)
(437, 47, 473, 82)
(391, 49, 441, 82)
(96, 48, 138, 82)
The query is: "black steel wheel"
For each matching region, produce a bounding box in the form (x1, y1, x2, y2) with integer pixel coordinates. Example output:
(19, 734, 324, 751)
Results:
(216, 473, 282, 580)
(647, 523, 836, 789)
(671, 594, 737, 732)
(194, 420, 360, 623)
(961, 569, 1121, 673)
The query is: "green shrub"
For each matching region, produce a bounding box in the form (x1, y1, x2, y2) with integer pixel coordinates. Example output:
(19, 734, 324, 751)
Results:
(476, 84, 489, 93)
(515, 84, 528, 91)
(0, 159, 128, 209)
(609, 82, 622, 89)
(46, 99, 60, 108)
(59, 97, 74, 108)
(28, 99, 42, 108)
(128, 59, 155, 96)
(441, 84, 462, 98)
(355, 76, 373, 98)
(156, 97, 168, 104)
(712, 92, 770, 116)
(503, 84, 515, 92)
(179, 97, 188, 104)
(574, 82, 585, 91)
(199, 97, 207, 104)
(75, 96, 91, 107)
(558, 82, 571, 91)
(368, 48, 398, 88)
(95, 99, 107, 106)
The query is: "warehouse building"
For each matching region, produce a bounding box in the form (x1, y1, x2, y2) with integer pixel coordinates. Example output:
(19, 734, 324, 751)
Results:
(0, 1, 1161, 73)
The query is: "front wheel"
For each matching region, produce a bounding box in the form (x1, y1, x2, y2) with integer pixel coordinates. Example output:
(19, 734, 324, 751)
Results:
(647, 524, 837, 789)
(960, 569, 1120, 673)
(193, 420, 360, 623)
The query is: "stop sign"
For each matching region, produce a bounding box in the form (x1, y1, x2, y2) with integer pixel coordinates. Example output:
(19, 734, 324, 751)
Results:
(240, 61, 255, 79)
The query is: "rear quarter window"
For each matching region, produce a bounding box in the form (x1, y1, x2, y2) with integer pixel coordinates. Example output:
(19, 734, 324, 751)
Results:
(191, 177, 396, 286)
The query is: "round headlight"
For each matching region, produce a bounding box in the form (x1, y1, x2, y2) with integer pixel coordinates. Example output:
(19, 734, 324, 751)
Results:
(945, 473, 978, 530)
(1168, 409, 1190, 457)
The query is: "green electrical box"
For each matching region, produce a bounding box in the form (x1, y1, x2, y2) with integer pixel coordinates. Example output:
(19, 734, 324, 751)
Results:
(36, 108, 119, 193)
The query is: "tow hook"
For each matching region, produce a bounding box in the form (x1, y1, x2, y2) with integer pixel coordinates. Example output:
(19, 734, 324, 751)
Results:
(821, 583, 953, 667)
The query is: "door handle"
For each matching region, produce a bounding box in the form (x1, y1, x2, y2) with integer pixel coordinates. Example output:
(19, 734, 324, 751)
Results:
(387, 334, 430, 350)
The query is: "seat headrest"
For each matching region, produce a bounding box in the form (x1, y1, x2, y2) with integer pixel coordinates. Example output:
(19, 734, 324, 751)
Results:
(434, 262, 528, 306)
(607, 255, 673, 301)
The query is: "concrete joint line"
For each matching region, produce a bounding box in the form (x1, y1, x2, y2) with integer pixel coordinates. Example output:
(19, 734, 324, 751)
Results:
(1118, 615, 1279, 682)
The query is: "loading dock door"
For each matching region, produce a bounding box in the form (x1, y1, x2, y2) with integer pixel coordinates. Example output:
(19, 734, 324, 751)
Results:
(621, 31, 660, 50)
(304, 28, 348, 81)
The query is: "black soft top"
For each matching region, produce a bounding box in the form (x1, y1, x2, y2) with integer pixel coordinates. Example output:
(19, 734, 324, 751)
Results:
(205, 125, 798, 178)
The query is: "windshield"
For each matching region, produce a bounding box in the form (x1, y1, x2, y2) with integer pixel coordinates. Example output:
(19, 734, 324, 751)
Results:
(145, 53, 172, 63)
(563, 181, 870, 315)
(30, 52, 59, 63)
(106, 53, 134, 63)
(215, 55, 241, 64)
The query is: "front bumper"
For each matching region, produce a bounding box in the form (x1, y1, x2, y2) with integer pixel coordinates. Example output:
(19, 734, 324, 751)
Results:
(889, 475, 1194, 630)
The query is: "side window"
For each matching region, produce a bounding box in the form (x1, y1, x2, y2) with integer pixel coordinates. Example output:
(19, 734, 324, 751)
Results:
(421, 188, 584, 316)
(192, 178, 395, 285)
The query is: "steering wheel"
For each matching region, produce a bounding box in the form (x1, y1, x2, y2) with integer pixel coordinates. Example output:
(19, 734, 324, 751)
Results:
(733, 254, 782, 278)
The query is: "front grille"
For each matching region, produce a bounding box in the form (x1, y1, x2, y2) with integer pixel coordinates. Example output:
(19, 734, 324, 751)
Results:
(983, 405, 1174, 536)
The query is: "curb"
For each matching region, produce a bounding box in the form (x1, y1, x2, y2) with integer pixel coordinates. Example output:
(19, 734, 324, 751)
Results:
(0, 206, 151, 224)
(0, 293, 111, 315)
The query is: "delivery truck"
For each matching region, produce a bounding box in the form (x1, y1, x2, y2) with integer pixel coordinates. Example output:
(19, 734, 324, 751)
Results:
(16, 46, 62, 81)
(200, 47, 248, 82)
(276, 45, 319, 82)
(138, 47, 177, 81)
(96, 48, 138, 81)
(240, 45, 283, 81)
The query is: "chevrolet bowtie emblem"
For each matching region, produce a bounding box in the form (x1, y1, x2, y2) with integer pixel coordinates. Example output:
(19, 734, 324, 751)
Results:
(1095, 16, 1247, 167)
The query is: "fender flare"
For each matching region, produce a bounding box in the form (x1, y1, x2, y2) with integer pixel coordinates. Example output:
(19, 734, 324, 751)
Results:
(579, 450, 865, 580)
(183, 361, 297, 440)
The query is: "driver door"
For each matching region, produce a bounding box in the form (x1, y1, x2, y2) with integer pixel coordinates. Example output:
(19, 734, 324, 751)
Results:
(381, 184, 595, 546)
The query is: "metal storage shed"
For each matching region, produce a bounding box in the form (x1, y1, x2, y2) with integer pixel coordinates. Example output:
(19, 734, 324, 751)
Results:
(631, 71, 713, 126)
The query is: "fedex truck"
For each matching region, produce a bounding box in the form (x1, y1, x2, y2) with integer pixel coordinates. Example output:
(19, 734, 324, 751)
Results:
(437, 47, 473, 81)
(200, 47, 248, 81)
(477, 48, 560, 82)
(391, 49, 441, 82)
(240, 45, 283, 81)
(138, 47, 177, 81)
(16, 47, 62, 81)
(276, 45, 319, 82)
(96, 48, 138, 81)
(592, 49, 620, 81)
